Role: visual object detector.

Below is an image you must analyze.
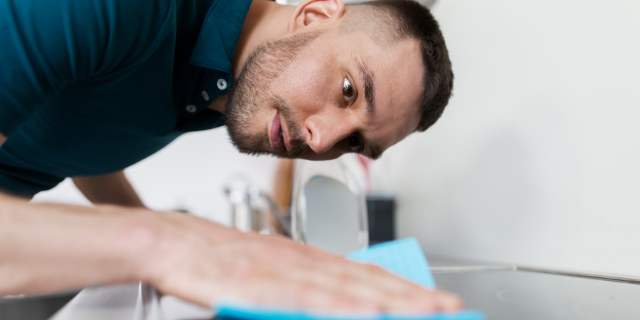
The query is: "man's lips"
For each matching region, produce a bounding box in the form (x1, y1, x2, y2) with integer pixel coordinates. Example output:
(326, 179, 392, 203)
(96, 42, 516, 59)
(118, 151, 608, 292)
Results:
(269, 112, 288, 152)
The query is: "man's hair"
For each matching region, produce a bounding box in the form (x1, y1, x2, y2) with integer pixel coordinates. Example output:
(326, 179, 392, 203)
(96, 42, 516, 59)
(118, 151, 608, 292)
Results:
(341, 0, 453, 132)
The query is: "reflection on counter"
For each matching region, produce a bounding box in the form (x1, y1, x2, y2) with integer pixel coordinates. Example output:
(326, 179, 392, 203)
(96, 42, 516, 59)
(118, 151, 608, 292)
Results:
(0, 290, 79, 320)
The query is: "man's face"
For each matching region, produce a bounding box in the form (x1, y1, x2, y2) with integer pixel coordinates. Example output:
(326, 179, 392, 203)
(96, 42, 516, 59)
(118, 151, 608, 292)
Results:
(225, 25, 424, 161)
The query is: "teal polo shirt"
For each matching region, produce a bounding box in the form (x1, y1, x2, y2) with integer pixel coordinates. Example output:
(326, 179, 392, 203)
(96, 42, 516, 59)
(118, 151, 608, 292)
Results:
(0, 0, 252, 197)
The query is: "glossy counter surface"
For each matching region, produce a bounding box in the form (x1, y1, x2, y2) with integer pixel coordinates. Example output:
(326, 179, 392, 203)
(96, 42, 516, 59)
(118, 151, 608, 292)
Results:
(435, 270, 640, 320)
(0, 290, 78, 320)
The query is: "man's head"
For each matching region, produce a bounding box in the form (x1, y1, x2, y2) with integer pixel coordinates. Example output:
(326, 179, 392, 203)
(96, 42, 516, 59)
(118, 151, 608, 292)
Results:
(225, 0, 453, 160)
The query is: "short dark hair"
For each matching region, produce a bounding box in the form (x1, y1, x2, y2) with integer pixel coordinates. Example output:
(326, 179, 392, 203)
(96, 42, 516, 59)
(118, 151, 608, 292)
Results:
(342, 0, 453, 132)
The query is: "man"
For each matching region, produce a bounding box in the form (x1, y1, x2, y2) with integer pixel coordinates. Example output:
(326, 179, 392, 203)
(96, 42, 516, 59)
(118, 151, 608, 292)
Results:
(0, 0, 458, 313)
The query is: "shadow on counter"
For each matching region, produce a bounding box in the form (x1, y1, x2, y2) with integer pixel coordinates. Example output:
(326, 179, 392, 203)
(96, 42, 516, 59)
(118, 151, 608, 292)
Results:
(0, 290, 79, 320)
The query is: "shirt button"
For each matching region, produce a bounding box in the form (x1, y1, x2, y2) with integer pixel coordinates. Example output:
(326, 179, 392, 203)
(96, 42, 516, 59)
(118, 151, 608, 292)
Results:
(217, 78, 228, 90)
(186, 104, 197, 113)
(202, 90, 210, 101)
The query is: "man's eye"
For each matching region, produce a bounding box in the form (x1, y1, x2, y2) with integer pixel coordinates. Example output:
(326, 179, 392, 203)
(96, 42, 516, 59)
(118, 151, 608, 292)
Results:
(343, 78, 355, 102)
(348, 133, 362, 153)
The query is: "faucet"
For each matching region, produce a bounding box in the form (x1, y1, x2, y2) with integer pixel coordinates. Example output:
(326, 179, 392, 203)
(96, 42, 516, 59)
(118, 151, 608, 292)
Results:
(224, 181, 291, 237)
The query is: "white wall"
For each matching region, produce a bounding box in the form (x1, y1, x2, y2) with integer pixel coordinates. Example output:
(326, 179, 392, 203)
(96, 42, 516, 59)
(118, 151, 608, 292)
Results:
(370, 1, 640, 277)
(33, 128, 280, 225)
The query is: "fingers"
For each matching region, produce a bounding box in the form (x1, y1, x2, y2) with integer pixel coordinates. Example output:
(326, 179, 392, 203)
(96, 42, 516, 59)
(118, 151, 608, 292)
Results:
(213, 274, 461, 314)
(156, 226, 463, 314)
(343, 263, 440, 311)
(328, 259, 463, 312)
(267, 252, 462, 313)
(435, 289, 464, 311)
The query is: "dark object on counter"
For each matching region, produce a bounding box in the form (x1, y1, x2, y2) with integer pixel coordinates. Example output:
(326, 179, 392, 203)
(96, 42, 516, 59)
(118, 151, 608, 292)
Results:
(366, 195, 396, 245)
(0, 290, 79, 320)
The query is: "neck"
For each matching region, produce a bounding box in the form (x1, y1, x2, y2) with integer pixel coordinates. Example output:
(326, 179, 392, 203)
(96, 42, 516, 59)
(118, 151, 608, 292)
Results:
(207, 0, 294, 114)
(234, 0, 295, 77)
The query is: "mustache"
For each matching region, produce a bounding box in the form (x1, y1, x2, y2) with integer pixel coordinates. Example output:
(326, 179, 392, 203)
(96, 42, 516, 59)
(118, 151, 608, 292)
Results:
(273, 95, 307, 158)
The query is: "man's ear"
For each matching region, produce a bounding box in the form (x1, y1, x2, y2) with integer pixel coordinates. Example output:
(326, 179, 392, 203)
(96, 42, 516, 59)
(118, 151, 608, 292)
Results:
(288, 0, 345, 33)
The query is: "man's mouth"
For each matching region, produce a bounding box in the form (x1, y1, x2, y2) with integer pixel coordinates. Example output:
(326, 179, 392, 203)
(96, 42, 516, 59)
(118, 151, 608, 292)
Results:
(269, 112, 290, 152)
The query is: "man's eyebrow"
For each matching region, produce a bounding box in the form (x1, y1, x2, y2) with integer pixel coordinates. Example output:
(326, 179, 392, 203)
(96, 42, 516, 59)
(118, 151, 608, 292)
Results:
(353, 56, 381, 160)
(355, 57, 376, 115)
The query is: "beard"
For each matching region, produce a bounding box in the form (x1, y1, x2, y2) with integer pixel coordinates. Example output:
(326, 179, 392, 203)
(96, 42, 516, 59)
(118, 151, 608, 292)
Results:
(225, 30, 323, 158)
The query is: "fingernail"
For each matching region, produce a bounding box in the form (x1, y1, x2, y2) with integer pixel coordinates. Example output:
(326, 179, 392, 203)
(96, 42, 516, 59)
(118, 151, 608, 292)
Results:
(440, 294, 463, 310)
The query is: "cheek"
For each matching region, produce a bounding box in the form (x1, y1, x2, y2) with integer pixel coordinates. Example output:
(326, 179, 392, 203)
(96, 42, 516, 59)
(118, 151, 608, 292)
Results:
(274, 56, 335, 116)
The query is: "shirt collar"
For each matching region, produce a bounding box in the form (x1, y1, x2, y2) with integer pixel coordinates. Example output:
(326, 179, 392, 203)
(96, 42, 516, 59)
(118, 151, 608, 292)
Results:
(189, 0, 253, 73)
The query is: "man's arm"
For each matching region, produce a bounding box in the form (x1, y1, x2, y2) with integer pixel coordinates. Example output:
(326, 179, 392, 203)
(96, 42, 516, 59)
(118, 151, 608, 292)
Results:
(0, 193, 151, 294)
(0, 133, 6, 148)
(0, 192, 461, 312)
(73, 172, 145, 208)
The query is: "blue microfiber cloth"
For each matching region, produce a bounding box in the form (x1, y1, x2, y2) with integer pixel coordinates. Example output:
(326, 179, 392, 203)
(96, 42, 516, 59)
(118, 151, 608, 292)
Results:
(215, 238, 484, 320)
(346, 238, 436, 290)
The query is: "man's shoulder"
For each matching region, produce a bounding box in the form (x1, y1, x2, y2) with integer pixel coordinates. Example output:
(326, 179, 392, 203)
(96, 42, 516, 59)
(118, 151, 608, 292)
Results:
(72, 0, 177, 75)
(102, 0, 176, 56)
(106, 0, 174, 30)
(0, 0, 176, 56)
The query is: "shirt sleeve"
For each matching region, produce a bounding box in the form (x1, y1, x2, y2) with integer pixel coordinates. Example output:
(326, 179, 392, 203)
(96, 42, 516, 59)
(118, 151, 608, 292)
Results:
(0, 0, 171, 137)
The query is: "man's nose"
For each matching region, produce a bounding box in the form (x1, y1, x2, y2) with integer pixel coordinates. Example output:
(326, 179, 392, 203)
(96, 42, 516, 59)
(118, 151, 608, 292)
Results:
(304, 115, 353, 155)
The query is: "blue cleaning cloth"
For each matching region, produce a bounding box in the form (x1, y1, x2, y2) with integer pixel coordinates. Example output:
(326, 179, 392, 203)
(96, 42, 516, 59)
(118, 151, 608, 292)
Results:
(346, 238, 436, 290)
(216, 304, 484, 320)
(215, 238, 484, 320)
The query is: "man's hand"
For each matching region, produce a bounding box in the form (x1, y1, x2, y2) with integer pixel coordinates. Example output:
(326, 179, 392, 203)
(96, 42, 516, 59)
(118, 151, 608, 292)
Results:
(0, 132, 6, 148)
(146, 212, 463, 313)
